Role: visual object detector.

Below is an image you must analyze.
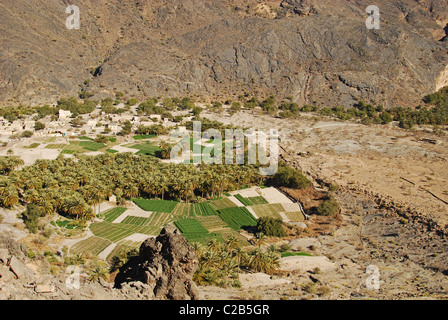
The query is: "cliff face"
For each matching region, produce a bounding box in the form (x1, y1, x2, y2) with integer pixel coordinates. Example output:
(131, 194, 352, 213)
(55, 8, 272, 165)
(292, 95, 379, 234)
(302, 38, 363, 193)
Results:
(0, 0, 447, 107)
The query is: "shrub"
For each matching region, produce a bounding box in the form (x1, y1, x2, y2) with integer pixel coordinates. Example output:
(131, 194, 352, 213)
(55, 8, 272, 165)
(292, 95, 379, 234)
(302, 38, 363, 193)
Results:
(22, 130, 33, 138)
(34, 121, 45, 131)
(256, 217, 286, 237)
(316, 197, 339, 216)
(267, 163, 311, 189)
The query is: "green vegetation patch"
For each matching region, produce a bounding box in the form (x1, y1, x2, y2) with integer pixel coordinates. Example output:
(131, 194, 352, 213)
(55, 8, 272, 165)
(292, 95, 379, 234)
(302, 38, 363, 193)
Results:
(281, 252, 313, 257)
(133, 134, 156, 140)
(250, 204, 283, 220)
(210, 197, 238, 210)
(195, 215, 230, 232)
(51, 219, 83, 230)
(174, 218, 223, 245)
(129, 142, 162, 156)
(78, 136, 93, 141)
(120, 215, 152, 226)
(132, 199, 178, 213)
(218, 207, 257, 231)
(171, 202, 219, 218)
(234, 194, 268, 206)
(90, 221, 159, 242)
(102, 207, 127, 223)
(284, 211, 305, 222)
(24, 143, 40, 149)
(174, 218, 209, 234)
(45, 143, 68, 149)
(106, 149, 119, 154)
(79, 141, 106, 151)
(69, 236, 112, 256)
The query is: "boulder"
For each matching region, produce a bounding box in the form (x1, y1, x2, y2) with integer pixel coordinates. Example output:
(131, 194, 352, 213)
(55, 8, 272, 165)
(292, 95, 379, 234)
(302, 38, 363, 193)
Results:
(114, 224, 199, 300)
(0, 237, 27, 261)
(0, 249, 10, 264)
(289, 238, 322, 251)
(0, 265, 15, 282)
(8, 256, 36, 283)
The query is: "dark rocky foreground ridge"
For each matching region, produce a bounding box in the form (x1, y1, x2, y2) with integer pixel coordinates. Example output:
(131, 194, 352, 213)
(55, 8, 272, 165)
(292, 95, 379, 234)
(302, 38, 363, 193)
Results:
(0, 0, 448, 107)
(114, 224, 200, 300)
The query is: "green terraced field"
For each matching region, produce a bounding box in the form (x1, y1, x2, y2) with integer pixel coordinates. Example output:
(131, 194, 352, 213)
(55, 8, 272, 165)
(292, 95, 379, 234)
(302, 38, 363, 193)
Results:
(250, 204, 283, 220)
(45, 143, 68, 149)
(283, 211, 305, 222)
(133, 134, 156, 140)
(79, 141, 106, 151)
(90, 221, 159, 242)
(24, 143, 40, 149)
(132, 199, 178, 213)
(234, 194, 268, 206)
(78, 136, 93, 141)
(171, 202, 219, 218)
(129, 142, 161, 156)
(69, 236, 112, 256)
(195, 215, 230, 232)
(210, 197, 238, 210)
(174, 218, 209, 234)
(174, 218, 223, 245)
(218, 207, 257, 231)
(120, 215, 151, 226)
(102, 207, 127, 223)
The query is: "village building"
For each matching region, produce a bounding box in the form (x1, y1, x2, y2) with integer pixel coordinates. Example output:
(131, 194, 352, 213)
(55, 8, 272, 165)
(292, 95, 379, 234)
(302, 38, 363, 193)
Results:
(59, 110, 72, 120)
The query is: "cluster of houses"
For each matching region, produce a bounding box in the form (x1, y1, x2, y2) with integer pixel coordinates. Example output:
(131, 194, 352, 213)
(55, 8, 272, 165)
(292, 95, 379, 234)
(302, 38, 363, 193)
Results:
(0, 104, 190, 141)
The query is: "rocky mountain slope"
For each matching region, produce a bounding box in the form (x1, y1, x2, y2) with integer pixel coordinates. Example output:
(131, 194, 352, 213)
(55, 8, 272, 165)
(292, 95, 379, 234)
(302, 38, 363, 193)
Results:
(0, 0, 447, 107)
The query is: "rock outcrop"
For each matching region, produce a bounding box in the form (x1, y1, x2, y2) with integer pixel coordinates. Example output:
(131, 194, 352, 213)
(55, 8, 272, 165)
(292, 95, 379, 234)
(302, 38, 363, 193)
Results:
(114, 224, 200, 300)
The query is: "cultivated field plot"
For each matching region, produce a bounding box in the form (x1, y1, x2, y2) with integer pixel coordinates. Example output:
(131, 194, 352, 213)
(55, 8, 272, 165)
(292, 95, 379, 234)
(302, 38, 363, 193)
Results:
(78, 136, 94, 141)
(195, 215, 230, 232)
(284, 211, 305, 222)
(132, 199, 178, 213)
(45, 143, 69, 150)
(133, 134, 156, 140)
(129, 142, 161, 156)
(234, 194, 268, 206)
(210, 197, 238, 210)
(218, 207, 257, 231)
(174, 218, 223, 245)
(250, 203, 284, 220)
(79, 141, 106, 151)
(90, 221, 158, 242)
(69, 236, 112, 256)
(120, 211, 175, 229)
(44, 137, 57, 143)
(174, 218, 209, 234)
(102, 207, 127, 222)
(24, 143, 40, 149)
(171, 202, 218, 218)
(120, 215, 151, 226)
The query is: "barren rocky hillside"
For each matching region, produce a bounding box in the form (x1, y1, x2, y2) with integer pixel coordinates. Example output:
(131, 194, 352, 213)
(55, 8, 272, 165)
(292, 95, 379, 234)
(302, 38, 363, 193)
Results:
(0, 0, 447, 107)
